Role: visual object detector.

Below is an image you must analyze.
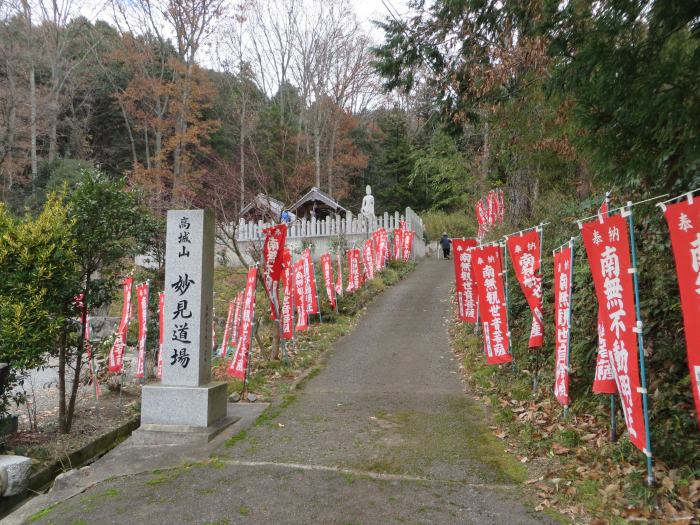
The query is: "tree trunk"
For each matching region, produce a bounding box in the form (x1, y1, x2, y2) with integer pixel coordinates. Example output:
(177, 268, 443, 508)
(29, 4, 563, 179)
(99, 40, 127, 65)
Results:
(57, 328, 67, 433)
(48, 75, 59, 163)
(313, 118, 321, 188)
(144, 127, 151, 170)
(118, 101, 138, 166)
(65, 278, 90, 434)
(240, 97, 246, 209)
(327, 122, 337, 197)
(29, 64, 37, 182)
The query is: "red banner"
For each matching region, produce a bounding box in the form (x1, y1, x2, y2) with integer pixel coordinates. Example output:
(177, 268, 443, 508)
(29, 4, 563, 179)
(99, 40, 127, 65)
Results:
(581, 214, 647, 452)
(553, 244, 573, 406)
(335, 252, 343, 297)
(135, 282, 149, 379)
(293, 259, 309, 331)
(506, 230, 544, 348)
(663, 197, 700, 426)
(281, 250, 295, 340)
(157, 292, 164, 378)
(471, 245, 512, 364)
(302, 249, 319, 315)
(108, 277, 133, 373)
(362, 239, 375, 280)
(393, 228, 403, 260)
(347, 249, 361, 293)
(381, 229, 389, 269)
(402, 230, 414, 262)
(220, 299, 236, 358)
(262, 224, 287, 319)
(227, 268, 257, 379)
(452, 239, 478, 322)
(372, 229, 388, 271)
(231, 292, 243, 349)
(321, 253, 336, 310)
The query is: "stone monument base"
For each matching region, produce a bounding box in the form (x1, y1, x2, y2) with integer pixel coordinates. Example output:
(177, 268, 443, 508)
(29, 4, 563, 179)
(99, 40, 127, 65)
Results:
(137, 382, 234, 445)
(140, 381, 228, 431)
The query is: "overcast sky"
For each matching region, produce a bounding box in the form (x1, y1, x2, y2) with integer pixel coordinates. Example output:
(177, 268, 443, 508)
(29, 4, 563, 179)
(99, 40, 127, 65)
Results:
(81, 0, 411, 43)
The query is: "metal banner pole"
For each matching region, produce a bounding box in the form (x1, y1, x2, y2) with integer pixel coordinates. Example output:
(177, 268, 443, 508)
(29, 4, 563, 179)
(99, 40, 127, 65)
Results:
(500, 241, 515, 369)
(624, 203, 655, 487)
(563, 238, 575, 419)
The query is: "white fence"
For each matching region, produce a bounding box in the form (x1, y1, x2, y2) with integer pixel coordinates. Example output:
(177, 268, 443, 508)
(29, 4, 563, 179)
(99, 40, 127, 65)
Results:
(221, 207, 425, 266)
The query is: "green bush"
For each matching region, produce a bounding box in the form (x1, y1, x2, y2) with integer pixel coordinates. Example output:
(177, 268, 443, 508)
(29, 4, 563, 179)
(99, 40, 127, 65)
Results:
(422, 210, 475, 242)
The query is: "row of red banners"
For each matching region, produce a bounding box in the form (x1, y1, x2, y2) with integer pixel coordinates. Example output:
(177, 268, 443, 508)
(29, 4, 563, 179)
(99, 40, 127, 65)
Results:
(475, 189, 505, 240)
(100, 222, 415, 386)
(455, 192, 699, 452)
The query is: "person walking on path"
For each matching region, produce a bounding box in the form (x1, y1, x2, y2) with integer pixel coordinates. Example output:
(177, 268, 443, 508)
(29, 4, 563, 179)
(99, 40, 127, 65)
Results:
(440, 232, 452, 259)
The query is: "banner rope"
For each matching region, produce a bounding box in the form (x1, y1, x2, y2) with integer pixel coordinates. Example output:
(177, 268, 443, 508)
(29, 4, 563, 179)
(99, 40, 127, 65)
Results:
(574, 193, 669, 226)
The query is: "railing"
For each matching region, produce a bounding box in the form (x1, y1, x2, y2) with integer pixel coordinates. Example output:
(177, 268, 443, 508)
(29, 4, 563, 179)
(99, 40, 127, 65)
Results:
(235, 207, 424, 242)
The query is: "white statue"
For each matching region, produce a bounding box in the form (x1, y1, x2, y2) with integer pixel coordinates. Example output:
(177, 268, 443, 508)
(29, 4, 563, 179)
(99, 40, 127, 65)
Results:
(360, 185, 375, 220)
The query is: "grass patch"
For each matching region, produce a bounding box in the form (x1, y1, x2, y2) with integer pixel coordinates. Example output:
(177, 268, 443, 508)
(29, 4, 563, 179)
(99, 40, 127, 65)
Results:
(28, 506, 54, 523)
(363, 397, 526, 483)
(145, 470, 180, 486)
(224, 430, 248, 448)
(238, 505, 252, 516)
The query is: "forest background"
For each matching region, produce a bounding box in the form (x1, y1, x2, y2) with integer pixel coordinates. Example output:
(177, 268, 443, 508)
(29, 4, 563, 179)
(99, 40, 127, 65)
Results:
(1, 0, 700, 518)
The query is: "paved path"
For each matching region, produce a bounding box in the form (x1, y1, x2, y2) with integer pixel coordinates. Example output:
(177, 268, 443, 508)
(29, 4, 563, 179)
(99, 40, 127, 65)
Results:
(32, 260, 555, 525)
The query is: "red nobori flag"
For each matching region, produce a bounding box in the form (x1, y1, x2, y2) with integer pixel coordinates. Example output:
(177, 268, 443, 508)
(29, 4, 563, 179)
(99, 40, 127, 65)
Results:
(497, 189, 505, 224)
(157, 292, 164, 379)
(452, 239, 478, 322)
(475, 200, 486, 240)
(362, 239, 375, 280)
(372, 230, 382, 271)
(380, 228, 389, 269)
(471, 245, 512, 364)
(581, 214, 647, 452)
(320, 253, 337, 310)
(302, 249, 319, 315)
(662, 197, 700, 426)
(553, 243, 573, 406)
(281, 250, 295, 340)
(231, 291, 244, 349)
(393, 228, 403, 260)
(335, 252, 343, 297)
(347, 249, 361, 293)
(220, 299, 236, 358)
(262, 224, 287, 319)
(227, 267, 257, 379)
(506, 230, 544, 348)
(135, 282, 149, 379)
(293, 259, 309, 331)
(402, 230, 414, 262)
(108, 277, 133, 373)
(373, 228, 388, 270)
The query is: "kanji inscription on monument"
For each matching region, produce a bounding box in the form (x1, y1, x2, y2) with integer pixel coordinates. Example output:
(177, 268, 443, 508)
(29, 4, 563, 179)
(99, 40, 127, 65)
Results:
(140, 209, 228, 431)
(162, 210, 213, 387)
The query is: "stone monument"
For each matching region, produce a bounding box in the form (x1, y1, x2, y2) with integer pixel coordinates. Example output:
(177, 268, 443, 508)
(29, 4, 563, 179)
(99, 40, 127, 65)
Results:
(138, 209, 231, 442)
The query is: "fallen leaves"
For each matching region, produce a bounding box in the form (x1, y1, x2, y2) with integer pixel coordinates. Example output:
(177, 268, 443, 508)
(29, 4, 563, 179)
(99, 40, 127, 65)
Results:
(446, 318, 700, 525)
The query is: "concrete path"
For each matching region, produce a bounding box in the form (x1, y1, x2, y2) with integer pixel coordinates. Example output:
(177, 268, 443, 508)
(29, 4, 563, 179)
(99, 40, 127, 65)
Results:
(27, 260, 556, 525)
